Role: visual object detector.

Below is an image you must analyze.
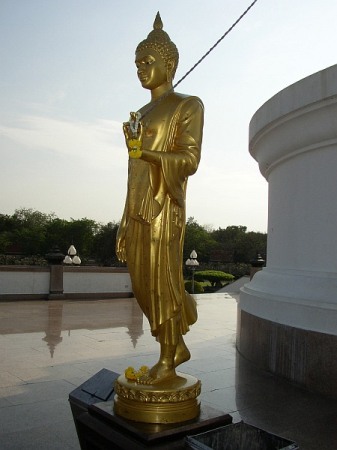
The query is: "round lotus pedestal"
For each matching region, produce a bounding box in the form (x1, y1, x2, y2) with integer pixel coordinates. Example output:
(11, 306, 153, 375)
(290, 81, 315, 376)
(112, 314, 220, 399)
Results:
(114, 372, 201, 424)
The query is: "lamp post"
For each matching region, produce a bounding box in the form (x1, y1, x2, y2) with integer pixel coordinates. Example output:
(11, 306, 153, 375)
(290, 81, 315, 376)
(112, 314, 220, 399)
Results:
(185, 250, 199, 294)
(63, 245, 81, 265)
(249, 252, 265, 280)
(45, 246, 65, 300)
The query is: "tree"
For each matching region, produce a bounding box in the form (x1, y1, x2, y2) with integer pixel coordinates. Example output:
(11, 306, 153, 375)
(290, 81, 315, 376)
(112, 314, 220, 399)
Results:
(93, 222, 120, 266)
(0, 231, 12, 253)
(0, 214, 16, 253)
(11, 208, 56, 255)
(65, 218, 99, 259)
(211, 225, 266, 263)
(184, 217, 218, 264)
(45, 218, 71, 254)
(0, 209, 267, 268)
(0, 209, 101, 261)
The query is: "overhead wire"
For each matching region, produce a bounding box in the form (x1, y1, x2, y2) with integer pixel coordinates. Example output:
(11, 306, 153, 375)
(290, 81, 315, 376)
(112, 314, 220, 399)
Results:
(173, 0, 259, 90)
(140, 0, 259, 120)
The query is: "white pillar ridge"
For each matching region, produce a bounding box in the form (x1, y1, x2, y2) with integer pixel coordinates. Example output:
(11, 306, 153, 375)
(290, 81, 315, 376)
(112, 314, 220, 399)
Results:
(240, 64, 337, 336)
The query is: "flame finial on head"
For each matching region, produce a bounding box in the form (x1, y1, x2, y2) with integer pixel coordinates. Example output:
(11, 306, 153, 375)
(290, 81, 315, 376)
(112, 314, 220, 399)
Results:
(153, 11, 163, 30)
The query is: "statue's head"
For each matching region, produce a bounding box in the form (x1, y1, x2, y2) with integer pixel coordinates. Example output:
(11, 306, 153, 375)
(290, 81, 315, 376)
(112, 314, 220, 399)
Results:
(136, 12, 179, 81)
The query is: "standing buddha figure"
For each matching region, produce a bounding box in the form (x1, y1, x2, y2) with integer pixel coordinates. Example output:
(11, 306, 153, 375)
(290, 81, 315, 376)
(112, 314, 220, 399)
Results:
(116, 12, 204, 384)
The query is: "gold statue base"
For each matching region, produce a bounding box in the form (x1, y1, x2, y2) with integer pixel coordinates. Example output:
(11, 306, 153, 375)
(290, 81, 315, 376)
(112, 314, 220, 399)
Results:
(114, 372, 201, 424)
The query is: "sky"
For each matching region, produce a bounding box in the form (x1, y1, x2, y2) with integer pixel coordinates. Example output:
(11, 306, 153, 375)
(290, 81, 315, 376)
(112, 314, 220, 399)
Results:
(1, 0, 337, 232)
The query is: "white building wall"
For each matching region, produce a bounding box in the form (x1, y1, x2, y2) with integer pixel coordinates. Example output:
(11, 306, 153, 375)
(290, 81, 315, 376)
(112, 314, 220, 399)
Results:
(0, 266, 132, 299)
(0, 269, 49, 295)
(240, 64, 337, 336)
(268, 146, 337, 273)
(63, 270, 131, 294)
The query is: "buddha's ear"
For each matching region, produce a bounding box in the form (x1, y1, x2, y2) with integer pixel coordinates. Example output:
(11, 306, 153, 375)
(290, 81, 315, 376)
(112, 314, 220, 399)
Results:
(166, 59, 175, 83)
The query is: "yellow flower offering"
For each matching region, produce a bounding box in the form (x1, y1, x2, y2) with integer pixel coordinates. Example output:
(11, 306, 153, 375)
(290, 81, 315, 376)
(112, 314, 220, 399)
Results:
(139, 365, 149, 375)
(125, 366, 137, 381)
(124, 365, 149, 381)
(128, 139, 142, 159)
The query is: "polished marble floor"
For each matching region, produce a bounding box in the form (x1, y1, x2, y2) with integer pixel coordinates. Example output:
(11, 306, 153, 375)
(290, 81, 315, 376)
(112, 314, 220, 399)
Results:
(0, 292, 336, 449)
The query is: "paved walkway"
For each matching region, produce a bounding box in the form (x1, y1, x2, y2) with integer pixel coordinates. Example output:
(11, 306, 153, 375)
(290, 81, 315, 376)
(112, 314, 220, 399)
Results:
(0, 293, 336, 449)
(218, 275, 250, 293)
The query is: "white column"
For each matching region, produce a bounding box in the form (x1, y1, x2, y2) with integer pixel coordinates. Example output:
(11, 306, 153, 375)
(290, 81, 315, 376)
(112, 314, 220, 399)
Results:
(240, 64, 337, 336)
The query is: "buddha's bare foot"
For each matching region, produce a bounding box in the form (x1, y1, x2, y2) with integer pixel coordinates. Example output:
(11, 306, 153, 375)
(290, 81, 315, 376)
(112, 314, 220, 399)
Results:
(174, 338, 191, 368)
(138, 361, 176, 385)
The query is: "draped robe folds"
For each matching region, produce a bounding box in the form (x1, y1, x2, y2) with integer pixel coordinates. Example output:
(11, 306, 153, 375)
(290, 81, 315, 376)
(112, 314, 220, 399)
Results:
(119, 92, 204, 345)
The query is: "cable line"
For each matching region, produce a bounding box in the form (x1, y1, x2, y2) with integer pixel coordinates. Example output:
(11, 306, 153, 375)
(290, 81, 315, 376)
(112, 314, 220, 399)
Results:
(174, 0, 259, 90)
(140, 0, 259, 120)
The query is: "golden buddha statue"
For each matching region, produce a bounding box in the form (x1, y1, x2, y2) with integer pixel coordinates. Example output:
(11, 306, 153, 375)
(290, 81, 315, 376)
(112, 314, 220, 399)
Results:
(115, 12, 204, 423)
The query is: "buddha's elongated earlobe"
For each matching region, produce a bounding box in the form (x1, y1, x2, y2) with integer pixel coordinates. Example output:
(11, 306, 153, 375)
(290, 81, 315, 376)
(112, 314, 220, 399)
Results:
(166, 60, 174, 83)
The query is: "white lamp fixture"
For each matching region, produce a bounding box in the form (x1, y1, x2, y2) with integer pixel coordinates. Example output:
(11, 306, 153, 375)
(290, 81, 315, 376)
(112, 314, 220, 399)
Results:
(63, 245, 81, 265)
(185, 250, 199, 294)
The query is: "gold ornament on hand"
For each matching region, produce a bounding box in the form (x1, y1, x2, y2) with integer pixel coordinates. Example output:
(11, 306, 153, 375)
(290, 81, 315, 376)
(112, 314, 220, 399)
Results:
(128, 138, 142, 159)
(129, 111, 141, 137)
(125, 111, 143, 158)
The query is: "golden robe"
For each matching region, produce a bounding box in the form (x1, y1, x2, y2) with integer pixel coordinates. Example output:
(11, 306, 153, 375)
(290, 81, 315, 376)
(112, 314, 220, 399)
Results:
(119, 92, 204, 344)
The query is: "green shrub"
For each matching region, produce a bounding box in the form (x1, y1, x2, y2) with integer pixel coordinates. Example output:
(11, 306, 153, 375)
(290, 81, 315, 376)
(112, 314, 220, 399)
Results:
(194, 270, 234, 286)
(0, 254, 48, 266)
(185, 280, 204, 294)
(220, 263, 250, 279)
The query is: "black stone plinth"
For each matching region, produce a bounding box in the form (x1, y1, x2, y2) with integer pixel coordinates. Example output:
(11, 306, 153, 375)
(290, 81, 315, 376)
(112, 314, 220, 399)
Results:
(69, 369, 232, 450)
(78, 402, 232, 449)
(69, 368, 120, 449)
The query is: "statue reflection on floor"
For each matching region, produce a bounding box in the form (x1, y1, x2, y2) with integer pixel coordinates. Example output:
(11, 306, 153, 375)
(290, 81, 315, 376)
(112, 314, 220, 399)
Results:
(40, 299, 144, 358)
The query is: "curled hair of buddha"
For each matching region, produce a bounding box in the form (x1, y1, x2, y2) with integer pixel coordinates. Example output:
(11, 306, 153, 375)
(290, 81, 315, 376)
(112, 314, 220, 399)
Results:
(136, 12, 179, 78)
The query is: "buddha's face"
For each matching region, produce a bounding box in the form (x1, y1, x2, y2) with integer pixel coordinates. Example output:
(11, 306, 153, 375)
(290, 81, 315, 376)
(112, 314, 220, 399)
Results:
(135, 48, 169, 91)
